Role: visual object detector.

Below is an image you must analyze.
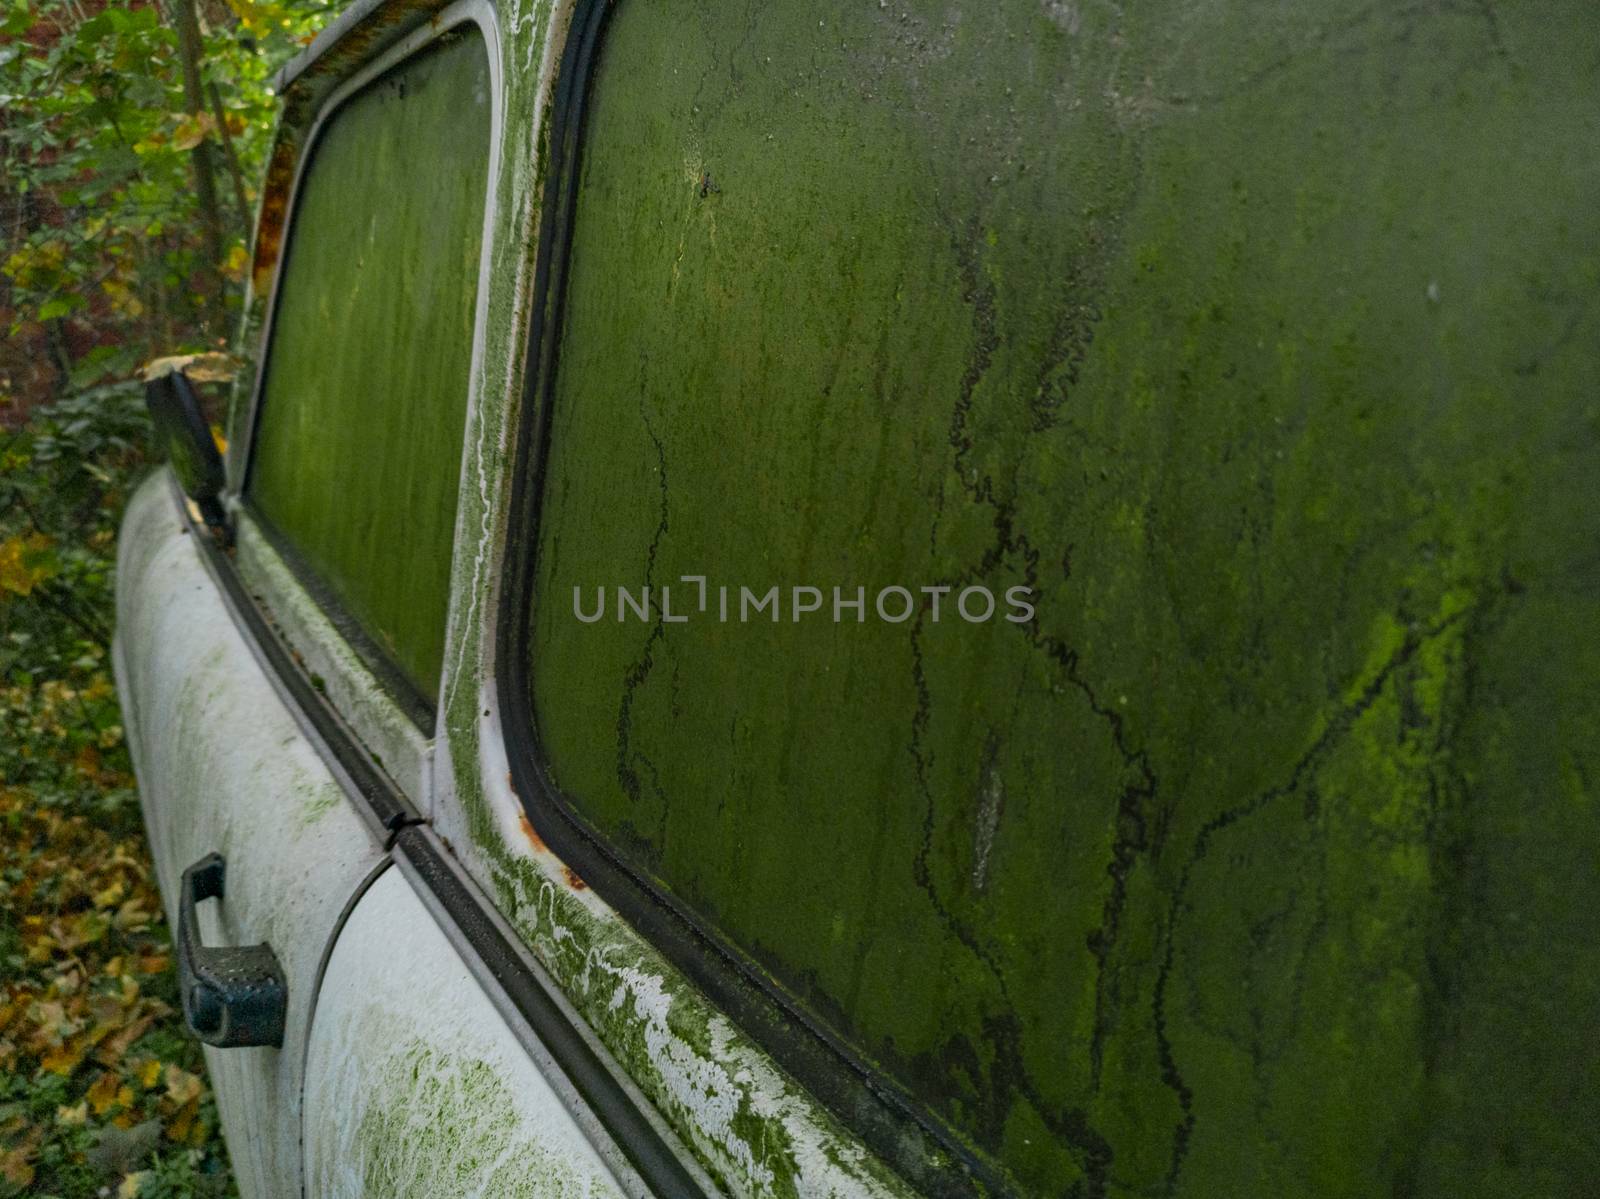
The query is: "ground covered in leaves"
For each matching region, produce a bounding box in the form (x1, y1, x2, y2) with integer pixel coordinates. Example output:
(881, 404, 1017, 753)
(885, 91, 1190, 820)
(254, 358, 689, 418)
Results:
(0, 387, 234, 1198)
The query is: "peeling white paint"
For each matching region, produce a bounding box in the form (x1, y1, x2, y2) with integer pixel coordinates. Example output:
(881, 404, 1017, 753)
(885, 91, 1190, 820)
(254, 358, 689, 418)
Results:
(465, 834, 914, 1198)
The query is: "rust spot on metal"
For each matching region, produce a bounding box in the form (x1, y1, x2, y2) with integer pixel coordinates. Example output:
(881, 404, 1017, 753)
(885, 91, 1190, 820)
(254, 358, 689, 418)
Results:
(517, 810, 548, 854)
(562, 865, 588, 892)
(251, 133, 302, 297)
(251, 0, 455, 299)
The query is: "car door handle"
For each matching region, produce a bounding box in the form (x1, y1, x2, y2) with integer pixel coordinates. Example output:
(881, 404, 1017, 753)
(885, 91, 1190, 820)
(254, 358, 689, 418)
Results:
(177, 853, 288, 1048)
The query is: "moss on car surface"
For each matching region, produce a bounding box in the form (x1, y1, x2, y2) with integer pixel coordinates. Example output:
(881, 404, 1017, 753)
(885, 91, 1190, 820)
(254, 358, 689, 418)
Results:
(527, 1, 1600, 1195)
(249, 28, 491, 706)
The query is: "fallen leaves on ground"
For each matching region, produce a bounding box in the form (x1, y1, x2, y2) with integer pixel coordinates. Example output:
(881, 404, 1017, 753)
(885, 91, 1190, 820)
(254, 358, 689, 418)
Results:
(0, 771, 234, 1198)
(2, 392, 235, 1197)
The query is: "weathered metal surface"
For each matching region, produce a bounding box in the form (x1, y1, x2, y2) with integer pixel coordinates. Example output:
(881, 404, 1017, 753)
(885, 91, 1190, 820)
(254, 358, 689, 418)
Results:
(113, 474, 388, 1198)
(303, 865, 628, 1198)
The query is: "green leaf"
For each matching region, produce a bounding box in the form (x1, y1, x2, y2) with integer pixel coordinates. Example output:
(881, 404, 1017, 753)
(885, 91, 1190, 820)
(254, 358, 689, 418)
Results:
(36, 295, 83, 321)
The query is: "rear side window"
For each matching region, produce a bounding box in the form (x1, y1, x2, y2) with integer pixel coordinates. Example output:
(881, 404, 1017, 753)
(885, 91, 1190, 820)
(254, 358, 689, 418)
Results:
(248, 29, 490, 711)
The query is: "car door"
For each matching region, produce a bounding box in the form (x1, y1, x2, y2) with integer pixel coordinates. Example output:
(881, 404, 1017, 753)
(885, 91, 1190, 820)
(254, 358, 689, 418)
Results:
(115, 4, 494, 1196)
(116, 474, 390, 1199)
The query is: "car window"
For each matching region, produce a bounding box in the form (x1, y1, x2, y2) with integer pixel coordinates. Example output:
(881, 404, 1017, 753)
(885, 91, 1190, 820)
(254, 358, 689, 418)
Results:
(517, 0, 1600, 1194)
(524, 3, 1099, 1189)
(247, 28, 490, 711)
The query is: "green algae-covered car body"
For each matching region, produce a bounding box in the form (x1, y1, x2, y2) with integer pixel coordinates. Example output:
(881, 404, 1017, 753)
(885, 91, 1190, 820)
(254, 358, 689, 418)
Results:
(115, 0, 1599, 1196)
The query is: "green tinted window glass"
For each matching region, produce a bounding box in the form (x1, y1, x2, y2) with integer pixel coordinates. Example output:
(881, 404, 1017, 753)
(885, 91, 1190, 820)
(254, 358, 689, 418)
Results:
(530, 2, 1598, 1194)
(250, 30, 489, 706)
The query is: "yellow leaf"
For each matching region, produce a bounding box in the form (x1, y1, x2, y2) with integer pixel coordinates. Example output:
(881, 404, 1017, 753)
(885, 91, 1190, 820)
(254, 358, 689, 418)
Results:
(88, 1069, 122, 1114)
(223, 241, 249, 281)
(0, 1148, 34, 1190)
(224, 0, 287, 35)
(0, 533, 57, 597)
(101, 275, 146, 318)
(165, 1096, 198, 1143)
(56, 1100, 88, 1126)
(117, 1171, 150, 1199)
(41, 1036, 87, 1076)
(92, 881, 124, 911)
(113, 899, 150, 932)
(163, 1064, 202, 1107)
(68, 910, 110, 948)
(93, 1011, 156, 1068)
(2, 238, 65, 286)
(138, 1059, 162, 1089)
(170, 111, 217, 152)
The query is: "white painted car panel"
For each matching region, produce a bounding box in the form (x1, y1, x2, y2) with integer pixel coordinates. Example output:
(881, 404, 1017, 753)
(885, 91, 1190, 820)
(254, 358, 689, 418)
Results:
(303, 865, 628, 1198)
(113, 473, 389, 1199)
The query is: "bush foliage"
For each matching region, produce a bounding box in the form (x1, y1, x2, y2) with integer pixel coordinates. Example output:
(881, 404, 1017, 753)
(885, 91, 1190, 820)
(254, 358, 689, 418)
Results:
(2, 1, 331, 1194)
(0, 386, 236, 1198)
(2, 0, 327, 415)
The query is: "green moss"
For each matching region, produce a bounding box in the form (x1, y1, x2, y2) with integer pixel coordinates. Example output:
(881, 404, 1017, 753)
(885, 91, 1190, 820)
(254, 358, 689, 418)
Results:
(296, 785, 340, 829)
(249, 29, 490, 705)
(354, 1040, 592, 1197)
(519, 0, 1599, 1194)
